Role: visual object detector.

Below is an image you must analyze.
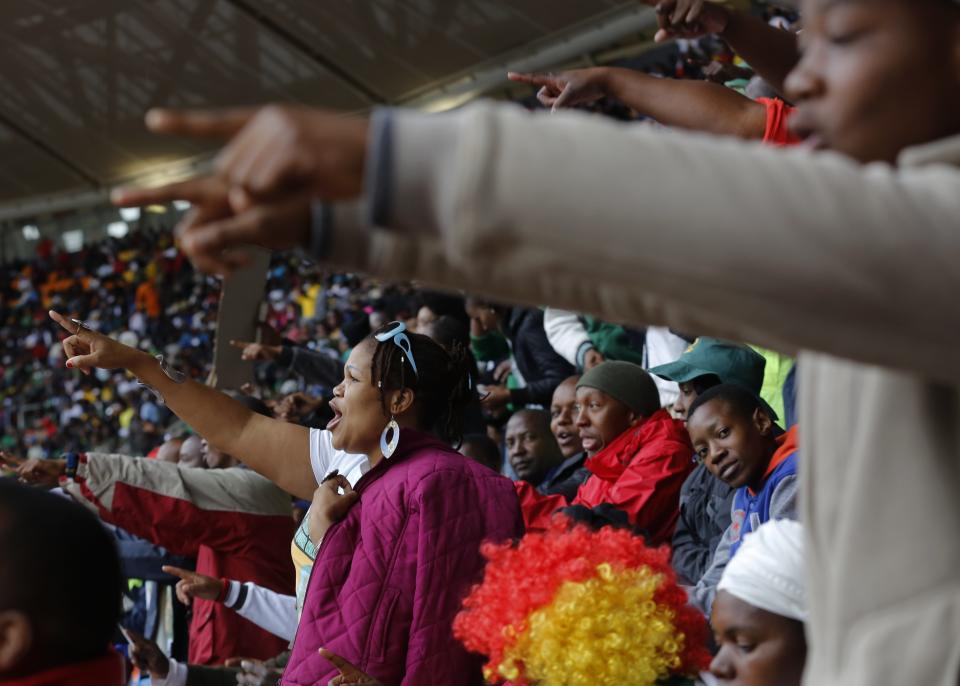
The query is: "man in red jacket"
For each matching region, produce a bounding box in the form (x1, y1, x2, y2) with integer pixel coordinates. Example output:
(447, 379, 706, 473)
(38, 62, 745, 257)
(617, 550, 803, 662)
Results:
(516, 361, 693, 545)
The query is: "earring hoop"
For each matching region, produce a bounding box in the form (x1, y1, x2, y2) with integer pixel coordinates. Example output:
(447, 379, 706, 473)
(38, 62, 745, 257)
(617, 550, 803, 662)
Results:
(380, 417, 400, 459)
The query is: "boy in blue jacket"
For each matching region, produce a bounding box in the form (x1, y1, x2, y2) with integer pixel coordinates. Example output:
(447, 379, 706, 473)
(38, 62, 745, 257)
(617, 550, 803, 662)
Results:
(683, 383, 799, 616)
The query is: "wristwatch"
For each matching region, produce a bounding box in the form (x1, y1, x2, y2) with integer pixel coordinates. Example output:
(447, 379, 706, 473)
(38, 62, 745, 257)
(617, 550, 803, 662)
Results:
(64, 452, 80, 479)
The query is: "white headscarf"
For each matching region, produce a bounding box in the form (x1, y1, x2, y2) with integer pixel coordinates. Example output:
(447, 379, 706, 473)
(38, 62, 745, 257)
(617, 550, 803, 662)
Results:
(717, 519, 807, 622)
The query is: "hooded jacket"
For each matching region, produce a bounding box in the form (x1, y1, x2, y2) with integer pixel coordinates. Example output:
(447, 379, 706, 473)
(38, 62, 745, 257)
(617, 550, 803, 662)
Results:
(686, 426, 799, 616)
(281, 429, 523, 686)
(516, 409, 693, 545)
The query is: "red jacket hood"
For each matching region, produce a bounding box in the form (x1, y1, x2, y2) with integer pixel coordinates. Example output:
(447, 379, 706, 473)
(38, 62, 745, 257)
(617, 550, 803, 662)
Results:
(584, 409, 692, 480)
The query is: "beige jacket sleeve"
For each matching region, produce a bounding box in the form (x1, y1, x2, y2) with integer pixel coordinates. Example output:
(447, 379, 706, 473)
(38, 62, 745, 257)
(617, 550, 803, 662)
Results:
(321, 102, 960, 384)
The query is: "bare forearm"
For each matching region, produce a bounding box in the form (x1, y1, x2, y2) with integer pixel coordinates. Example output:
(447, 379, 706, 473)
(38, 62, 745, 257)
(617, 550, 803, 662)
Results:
(131, 354, 253, 452)
(604, 67, 765, 139)
(720, 12, 799, 96)
(129, 355, 314, 497)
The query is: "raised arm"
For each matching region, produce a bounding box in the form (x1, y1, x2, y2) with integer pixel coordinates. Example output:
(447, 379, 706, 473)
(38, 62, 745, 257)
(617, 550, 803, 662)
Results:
(509, 67, 767, 140)
(647, 0, 799, 96)
(718, 11, 799, 96)
(114, 103, 960, 383)
(48, 310, 316, 499)
(358, 104, 960, 384)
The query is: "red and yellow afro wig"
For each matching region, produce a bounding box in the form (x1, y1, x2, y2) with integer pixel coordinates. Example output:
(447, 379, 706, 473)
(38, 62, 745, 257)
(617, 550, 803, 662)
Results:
(454, 517, 711, 686)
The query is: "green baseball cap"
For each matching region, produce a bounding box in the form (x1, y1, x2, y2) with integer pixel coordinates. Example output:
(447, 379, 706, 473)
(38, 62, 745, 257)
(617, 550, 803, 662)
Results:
(650, 338, 779, 421)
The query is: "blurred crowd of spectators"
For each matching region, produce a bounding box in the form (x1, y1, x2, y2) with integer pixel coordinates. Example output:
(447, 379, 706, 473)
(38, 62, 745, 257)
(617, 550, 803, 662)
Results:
(0, 229, 426, 462)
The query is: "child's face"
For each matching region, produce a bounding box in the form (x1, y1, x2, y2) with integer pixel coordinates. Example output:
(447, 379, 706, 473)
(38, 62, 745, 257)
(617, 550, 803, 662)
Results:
(709, 590, 807, 686)
(787, 0, 960, 163)
(687, 399, 773, 490)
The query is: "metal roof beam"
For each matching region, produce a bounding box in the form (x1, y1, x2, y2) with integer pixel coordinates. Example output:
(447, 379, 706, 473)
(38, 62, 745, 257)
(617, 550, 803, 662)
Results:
(399, 5, 658, 111)
(223, 0, 387, 105)
(0, 102, 101, 190)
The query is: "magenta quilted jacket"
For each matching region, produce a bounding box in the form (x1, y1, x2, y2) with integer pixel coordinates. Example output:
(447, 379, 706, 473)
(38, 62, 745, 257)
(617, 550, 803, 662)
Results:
(282, 429, 524, 686)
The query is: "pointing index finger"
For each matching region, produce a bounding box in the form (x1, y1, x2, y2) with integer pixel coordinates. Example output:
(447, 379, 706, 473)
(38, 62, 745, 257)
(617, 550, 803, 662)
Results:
(507, 72, 556, 87)
(48, 310, 79, 335)
(161, 565, 194, 580)
(0, 452, 24, 468)
(318, 648, 358, 674)
(110, 175, 228, 208)
(145, 107, 257, 139)
(123, 627, 150, 647)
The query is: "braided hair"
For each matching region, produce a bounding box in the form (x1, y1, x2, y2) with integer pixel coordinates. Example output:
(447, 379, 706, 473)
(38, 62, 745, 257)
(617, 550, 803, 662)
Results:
(370, 324, 477, 447)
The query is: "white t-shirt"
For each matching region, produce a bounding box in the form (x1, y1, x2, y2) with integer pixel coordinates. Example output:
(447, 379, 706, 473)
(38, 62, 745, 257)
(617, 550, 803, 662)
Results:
(308, 428, 370, 487)
(150, 432, 370, 686)
(643, 326, 688, 407)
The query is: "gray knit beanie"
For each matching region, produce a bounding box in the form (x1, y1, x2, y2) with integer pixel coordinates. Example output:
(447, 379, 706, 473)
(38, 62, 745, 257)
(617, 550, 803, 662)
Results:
(576, 361, 661, 416)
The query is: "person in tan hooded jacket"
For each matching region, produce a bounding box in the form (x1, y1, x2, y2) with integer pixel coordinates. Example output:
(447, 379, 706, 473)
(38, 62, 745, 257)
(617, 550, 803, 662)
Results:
(111, 0, 960, 683)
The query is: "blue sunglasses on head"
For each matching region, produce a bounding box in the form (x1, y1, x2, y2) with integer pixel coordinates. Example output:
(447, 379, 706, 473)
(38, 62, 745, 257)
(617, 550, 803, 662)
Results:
(374, 321, 419, 377)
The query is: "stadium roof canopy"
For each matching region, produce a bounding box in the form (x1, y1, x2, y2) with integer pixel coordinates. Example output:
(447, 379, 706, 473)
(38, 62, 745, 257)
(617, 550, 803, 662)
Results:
(0, 0, 657, 220)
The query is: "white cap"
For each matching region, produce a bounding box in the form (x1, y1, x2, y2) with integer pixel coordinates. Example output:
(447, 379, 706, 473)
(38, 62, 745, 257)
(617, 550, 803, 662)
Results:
(717, 519, 807, 622)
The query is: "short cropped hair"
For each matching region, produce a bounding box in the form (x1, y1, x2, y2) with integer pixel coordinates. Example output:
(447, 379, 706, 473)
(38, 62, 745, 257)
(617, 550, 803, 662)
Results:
(687, 383, 767, 423)
(508, 409, 553, 435)
(460, 434, 503, 473)
(0, 480, 122, 668)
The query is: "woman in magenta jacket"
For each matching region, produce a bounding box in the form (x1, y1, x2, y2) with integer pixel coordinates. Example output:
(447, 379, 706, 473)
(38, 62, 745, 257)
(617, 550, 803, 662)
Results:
(50, 311, 523, 685)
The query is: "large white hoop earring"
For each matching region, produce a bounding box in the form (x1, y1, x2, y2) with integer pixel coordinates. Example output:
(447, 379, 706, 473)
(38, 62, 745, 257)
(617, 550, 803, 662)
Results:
(380, 418, 400, 459)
